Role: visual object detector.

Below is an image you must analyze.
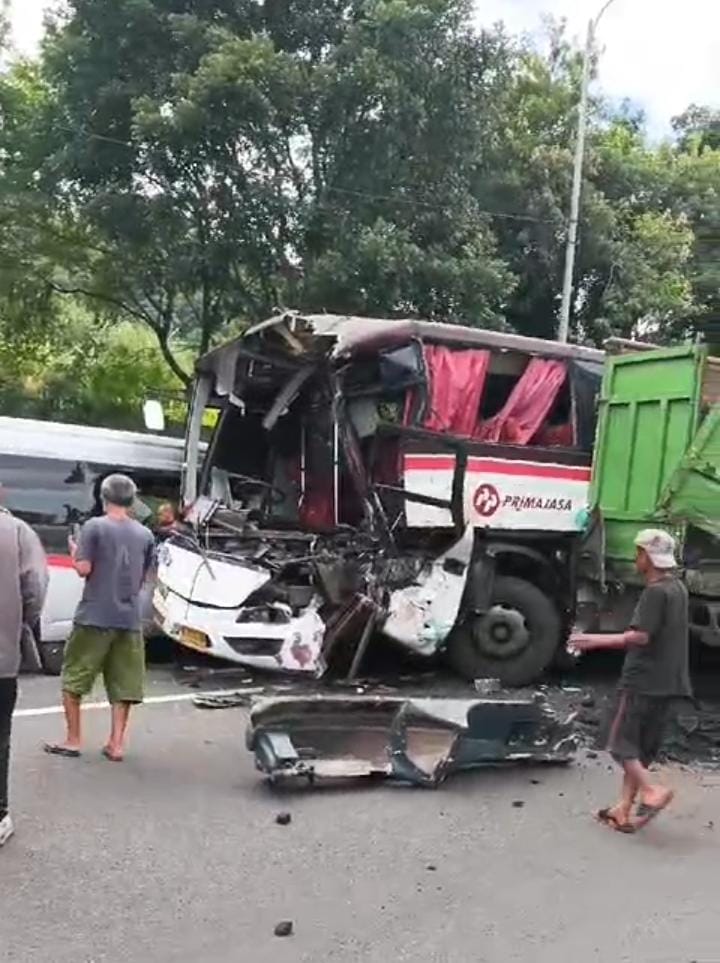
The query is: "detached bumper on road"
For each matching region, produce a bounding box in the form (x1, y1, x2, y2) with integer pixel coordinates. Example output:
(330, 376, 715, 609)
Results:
(246, 693, 578, 787)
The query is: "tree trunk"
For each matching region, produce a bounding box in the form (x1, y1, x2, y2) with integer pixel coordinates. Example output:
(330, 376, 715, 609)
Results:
(155, 329, 190, 386)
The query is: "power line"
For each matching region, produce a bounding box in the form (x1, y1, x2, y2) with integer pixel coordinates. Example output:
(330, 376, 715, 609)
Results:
(14, 125, 720, 240)
(51, 126, 562, 226)
(322, 185, 554, 224)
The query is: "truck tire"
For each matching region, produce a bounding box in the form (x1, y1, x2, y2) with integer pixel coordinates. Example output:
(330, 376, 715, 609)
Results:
(447, 576, 560, 686)
(40, 642, 65, 677)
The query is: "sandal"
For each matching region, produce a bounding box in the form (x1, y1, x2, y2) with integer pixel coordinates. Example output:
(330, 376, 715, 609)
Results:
(43, 743, 81, 758)
(101, 746, 124, 763)
(596, 807, 636, 834)
(634, 790, 674, 828)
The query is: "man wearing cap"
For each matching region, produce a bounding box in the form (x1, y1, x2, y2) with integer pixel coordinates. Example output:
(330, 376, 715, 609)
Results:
(569, 529, 691, 833)
(44, 474, 155, 763)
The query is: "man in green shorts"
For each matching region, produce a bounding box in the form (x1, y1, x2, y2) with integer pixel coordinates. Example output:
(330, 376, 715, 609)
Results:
(45, 474, 155, 762)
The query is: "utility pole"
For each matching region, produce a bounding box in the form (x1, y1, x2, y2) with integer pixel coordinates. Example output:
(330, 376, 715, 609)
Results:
(558, 0, 619, 343)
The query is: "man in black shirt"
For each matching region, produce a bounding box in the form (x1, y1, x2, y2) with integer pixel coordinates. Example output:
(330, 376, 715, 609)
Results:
(569, 529, 691, 833)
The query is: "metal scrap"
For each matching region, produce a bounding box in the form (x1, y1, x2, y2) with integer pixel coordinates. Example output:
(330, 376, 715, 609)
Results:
(192, 689, 265, 709)
(245, 693, 577, 788)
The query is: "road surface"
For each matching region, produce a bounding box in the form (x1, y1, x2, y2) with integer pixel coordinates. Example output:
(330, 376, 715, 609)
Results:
(1, 671, 717, 963)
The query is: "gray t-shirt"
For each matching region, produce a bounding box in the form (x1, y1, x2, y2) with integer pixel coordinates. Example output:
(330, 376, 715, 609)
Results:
(74, 515, 155, 631)
(621, 576, 692, 697)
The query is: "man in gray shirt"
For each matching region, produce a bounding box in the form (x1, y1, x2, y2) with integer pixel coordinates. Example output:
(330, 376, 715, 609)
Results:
(44, 474, 155, 763)
(0, 505, 48, 847)
(569, 529, 690, 834)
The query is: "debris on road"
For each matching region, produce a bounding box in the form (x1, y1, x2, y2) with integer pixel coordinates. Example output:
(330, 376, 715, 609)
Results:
(275, 811, 292, 826)
(512, 800, 525, 808)
(192, 689, 266, 709)
(274, 921, 293, 938)
(246, 692, 577, 787)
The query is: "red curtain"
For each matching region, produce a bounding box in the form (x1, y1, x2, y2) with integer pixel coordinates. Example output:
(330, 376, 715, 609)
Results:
(476, 358, 567, 445)
(421, 345, 491, 437)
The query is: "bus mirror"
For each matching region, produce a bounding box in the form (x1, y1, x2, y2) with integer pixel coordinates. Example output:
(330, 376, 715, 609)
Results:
(143, 400, 166, 433)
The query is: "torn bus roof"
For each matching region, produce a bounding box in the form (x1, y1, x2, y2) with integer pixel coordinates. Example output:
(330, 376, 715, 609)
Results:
(246, 693, 577, 787)
(196, 310, 604, 381)
(244, 312, 606, 361)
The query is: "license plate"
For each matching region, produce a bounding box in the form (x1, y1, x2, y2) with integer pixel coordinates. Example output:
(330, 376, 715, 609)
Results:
(179, 627, 210, 650)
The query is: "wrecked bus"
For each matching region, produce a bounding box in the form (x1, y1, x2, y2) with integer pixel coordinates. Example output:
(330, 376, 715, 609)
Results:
(155, 311, 606, 685)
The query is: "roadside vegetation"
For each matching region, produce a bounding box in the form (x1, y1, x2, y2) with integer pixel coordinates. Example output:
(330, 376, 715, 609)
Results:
(1, 0, 718, 426)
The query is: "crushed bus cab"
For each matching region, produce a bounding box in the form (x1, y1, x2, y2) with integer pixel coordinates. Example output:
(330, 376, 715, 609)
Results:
(155, 311, 605, 685)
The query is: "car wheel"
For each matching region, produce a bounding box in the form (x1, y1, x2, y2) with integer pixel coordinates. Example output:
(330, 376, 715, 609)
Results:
(40, 642, 65, 677)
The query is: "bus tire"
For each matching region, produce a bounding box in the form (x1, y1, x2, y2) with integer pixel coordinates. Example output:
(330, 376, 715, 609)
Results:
(447, 576, 560, 687)
(40, 642, 65, 677)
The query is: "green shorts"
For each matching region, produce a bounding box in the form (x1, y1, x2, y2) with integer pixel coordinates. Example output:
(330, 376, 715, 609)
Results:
(61, 626, 145, 704)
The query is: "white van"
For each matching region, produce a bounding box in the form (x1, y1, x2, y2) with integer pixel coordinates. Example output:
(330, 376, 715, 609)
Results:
(0, 417, 188, 673)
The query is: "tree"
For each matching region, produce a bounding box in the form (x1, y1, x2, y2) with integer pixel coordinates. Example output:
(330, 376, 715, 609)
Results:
(0, 60, 70, 340)
(0, 304, 186, 429)
(669, 137, 720, 328)
(0, 0, 9, 53)
(471, 24, 698, 343)
(0, 0, 717, 382)
(283, 0, 516, 324)
(3, 0, 514, 383)
(673, 104, 720, 153)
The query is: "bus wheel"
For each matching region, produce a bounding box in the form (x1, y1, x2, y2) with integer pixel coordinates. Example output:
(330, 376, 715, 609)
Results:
(447, 576, 560, 687)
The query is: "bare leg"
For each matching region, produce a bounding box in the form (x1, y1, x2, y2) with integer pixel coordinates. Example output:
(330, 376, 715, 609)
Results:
(62, 692, 82, 750)
(605, 771, 638, 825)
(105, 703, 132, 760)
(618, 770, 638, 820)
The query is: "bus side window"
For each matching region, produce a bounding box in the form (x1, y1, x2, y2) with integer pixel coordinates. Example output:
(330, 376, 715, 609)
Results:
(0, 454, 95, 553)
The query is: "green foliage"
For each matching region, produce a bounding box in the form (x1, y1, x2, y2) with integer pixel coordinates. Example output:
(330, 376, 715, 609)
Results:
(0, 0, 8, 53)
(673, 104, 720, 153)
(0, 0, 717, 415)
(0, 305, 187, 430)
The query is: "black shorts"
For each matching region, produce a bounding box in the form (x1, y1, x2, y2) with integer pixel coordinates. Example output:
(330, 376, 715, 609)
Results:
(602, 691, 673, 767)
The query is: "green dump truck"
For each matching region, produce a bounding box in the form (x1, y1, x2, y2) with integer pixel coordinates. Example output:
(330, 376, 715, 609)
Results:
(578, 342, 720, 649)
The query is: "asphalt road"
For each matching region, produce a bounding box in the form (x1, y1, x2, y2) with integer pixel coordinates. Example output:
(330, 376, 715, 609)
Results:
(2, 670, 718, 963)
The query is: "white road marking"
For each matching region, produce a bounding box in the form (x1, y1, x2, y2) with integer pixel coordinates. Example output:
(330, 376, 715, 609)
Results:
(13, 688, 241, 719)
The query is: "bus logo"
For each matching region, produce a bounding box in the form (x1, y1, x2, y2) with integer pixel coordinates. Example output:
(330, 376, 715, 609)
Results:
(473, 483, 500, 518)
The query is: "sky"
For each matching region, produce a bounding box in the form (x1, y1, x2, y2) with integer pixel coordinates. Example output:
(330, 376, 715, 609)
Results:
(6, 0, 720, 137)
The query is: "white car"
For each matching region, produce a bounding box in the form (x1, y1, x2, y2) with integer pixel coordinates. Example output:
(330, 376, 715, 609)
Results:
(39, 557, 157, 674)
(0, 416, 188, 673)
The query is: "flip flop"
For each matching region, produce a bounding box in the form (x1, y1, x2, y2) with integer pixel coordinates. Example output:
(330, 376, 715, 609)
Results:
(43, 743, 81, 758)
(634, 791, 675, 828)
(596, 807, 636, 834)
(101, 746, 124, 763)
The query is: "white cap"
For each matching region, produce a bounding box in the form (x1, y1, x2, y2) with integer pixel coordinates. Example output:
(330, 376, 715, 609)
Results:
(634, 529, 677, 569)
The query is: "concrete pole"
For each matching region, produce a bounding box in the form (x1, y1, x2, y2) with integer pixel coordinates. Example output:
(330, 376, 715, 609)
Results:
(557, 0, 619, 343)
